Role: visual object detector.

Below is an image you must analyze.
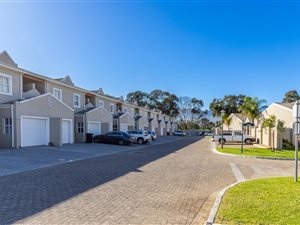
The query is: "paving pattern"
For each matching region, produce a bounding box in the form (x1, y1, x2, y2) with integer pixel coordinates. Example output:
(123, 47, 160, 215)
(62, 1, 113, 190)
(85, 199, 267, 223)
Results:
(0, 137, 295, 225)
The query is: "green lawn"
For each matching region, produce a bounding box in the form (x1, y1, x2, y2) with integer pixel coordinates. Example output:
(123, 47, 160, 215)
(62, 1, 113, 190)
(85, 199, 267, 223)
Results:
(216, 147, 295, 159)
(216, 177, 300, 225)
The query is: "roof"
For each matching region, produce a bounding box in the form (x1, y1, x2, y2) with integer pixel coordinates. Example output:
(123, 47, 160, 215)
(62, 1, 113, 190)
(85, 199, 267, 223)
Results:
(0, 51, 18, 67)
(275, 102, 295, 110)
(231, 113, 250, 122)
(0, 51, 169, 117)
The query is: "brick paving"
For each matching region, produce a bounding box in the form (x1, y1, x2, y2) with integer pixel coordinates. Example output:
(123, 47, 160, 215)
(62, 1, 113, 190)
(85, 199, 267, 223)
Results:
(0, 137, 295, 225)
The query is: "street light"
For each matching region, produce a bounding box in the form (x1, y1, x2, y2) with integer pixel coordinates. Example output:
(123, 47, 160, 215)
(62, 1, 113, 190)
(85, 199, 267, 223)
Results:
(221, 110, 225, 149)
(292, 99, 300, 182)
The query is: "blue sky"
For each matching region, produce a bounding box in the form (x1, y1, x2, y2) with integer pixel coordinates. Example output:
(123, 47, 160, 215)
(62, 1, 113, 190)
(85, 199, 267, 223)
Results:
(1, 1, 300, 109)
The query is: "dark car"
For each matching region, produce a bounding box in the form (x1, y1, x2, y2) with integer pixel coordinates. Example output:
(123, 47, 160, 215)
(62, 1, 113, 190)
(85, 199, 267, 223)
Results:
(93, 131, 135, 145)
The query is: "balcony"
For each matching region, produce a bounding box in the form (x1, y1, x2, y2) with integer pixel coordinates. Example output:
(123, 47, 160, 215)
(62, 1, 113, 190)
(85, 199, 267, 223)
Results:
(22, 75, 46, 99)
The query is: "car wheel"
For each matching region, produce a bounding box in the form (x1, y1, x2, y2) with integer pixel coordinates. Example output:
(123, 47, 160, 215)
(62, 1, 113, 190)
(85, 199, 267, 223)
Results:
(245, 139, 252, 145)
(118, 140, 124, 145)
(219, 138, 226, 145)
(137, 138, 144, 145)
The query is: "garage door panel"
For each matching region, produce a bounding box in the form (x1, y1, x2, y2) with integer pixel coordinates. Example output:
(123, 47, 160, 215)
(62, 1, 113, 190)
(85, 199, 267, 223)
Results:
(62, 120, 72, 144)
(21, 117, 48, 147)
(88, 122, 101, 135)
(120, 124, 128, 132)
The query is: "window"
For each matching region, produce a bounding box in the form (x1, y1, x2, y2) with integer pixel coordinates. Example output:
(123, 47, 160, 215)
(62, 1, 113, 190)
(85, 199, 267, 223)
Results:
(77, 122, 84, 133)
(0, 73, 12, 95)
(53, 88, 62, 101)
(113, 118, 118, 131)
(123, 107, 127, 113)
(98, 100, 104, 107)
(3, 118, 12, 134)
(73, 94, 80, 107)
(110, 104, 115, 113)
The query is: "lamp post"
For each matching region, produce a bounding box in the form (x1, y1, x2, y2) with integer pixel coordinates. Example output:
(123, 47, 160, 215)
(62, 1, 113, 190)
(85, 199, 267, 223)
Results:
(221, 110, 225, 149)
(293, 100, 300, 182)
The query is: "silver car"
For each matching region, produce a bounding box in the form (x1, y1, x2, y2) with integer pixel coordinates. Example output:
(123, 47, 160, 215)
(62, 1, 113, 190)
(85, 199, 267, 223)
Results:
(127, 130, 152, 144)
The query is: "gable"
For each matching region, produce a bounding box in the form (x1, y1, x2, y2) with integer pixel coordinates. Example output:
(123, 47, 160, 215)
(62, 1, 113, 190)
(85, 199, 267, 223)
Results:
(0, 51, 18, 67)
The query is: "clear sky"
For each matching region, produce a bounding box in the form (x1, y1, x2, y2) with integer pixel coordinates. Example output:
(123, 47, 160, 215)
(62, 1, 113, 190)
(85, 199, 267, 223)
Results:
(1, 1, 300, 109)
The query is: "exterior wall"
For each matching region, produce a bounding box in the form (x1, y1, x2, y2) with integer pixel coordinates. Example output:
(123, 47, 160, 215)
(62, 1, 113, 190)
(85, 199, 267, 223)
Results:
(50, 118, 62, 147)
(101, 123, 110, 134)
(226, 115, 242, 131)
(0, 106, 13, 148)
(258, 103, 295, 148)
(74, 115, 85, 143)
(95, 96, 117, 114)
(139, 114, 149, 130)
(0, 66, 22, 104)
(86, 107, 112, 124)
(46, 82, 85, 113)
(14, 94, 74, 148)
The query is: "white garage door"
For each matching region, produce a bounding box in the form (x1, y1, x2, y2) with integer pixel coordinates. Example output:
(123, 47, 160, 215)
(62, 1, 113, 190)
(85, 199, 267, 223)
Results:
(62, 120, 72, 144)
(88, 122, 101, 135)
(21, 117, 49, 147)
(120, 124, 128, 132)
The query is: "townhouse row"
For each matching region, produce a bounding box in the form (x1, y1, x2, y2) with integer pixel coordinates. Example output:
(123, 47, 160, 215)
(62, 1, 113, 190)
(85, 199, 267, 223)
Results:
(0, 51, 177, 148)
(221, 102, 296, 149)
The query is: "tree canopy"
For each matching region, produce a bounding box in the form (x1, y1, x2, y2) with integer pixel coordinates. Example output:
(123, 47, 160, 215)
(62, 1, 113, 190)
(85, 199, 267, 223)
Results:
(238, 97, 267, 122)
(282, 90, 299, 103)
(209, 95, 246, 117)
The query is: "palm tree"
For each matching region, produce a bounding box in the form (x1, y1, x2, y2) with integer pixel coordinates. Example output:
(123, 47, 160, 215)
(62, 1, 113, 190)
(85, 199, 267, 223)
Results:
(238, 97, 267, 140)
(238, 97, 267, 123)
(223, 114, 232, 130)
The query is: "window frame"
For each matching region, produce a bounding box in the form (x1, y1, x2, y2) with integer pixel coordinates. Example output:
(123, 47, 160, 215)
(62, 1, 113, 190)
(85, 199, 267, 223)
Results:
(98, 100, 104, 107)
(110, 103, 115, 113)
(77, 122, 84, 134)
(53, 88, 62, 101)
(3, 118, 12, 135)
(0, 73, 12, 96)
(73, 93, 81, 108)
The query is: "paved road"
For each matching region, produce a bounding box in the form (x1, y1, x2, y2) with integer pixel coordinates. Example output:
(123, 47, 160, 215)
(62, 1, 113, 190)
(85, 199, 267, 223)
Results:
(0, 137, 295, 225)
(0, 136, 182, 177)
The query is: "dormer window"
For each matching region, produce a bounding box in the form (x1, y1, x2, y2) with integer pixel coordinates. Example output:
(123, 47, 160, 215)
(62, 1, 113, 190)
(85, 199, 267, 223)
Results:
(0, 73, 12, 95)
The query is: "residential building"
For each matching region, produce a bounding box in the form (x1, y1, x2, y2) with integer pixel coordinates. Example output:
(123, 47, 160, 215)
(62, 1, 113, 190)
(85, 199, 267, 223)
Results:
(0, 51, 173, 148)
(256, 102, 295, 149)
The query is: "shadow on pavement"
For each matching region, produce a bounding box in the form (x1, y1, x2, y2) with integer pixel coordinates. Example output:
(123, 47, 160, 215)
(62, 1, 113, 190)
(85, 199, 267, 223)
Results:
(0, 136, 202, 224)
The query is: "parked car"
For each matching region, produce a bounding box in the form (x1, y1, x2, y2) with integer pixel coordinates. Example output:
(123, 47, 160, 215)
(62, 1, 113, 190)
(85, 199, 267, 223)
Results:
(94, 131, 135, 145)
(213, 130, 255, 145)
(173, 130, 186, 136)
(149, 131, 157, 140)
(205, 132, 215, 137)
(198, 131, 205, 136)
(127, 130, 152, 144)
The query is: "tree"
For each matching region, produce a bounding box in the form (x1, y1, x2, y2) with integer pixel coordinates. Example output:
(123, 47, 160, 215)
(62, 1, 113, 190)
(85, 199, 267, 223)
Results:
(126, 91, 149, 106)
(262, 115, 277, 151)
(282, 90, 299, 103)
(147, 89, 179, 117)
(238, 97, 267, 123)
(177, 97, 205, 130)
(277, 120, 286, 150)
(223, 114, 232, 130)
(209, 95, 246, 117)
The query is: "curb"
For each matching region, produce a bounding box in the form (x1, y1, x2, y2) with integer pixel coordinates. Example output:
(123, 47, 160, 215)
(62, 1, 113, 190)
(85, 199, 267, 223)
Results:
(210, 142, 296, 161)
(205, 181, 244, 225)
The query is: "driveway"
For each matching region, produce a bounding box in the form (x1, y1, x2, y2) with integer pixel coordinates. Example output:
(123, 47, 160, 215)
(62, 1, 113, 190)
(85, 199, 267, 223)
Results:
(0, 136, 183, 177)
(0, 137, 295, 225)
